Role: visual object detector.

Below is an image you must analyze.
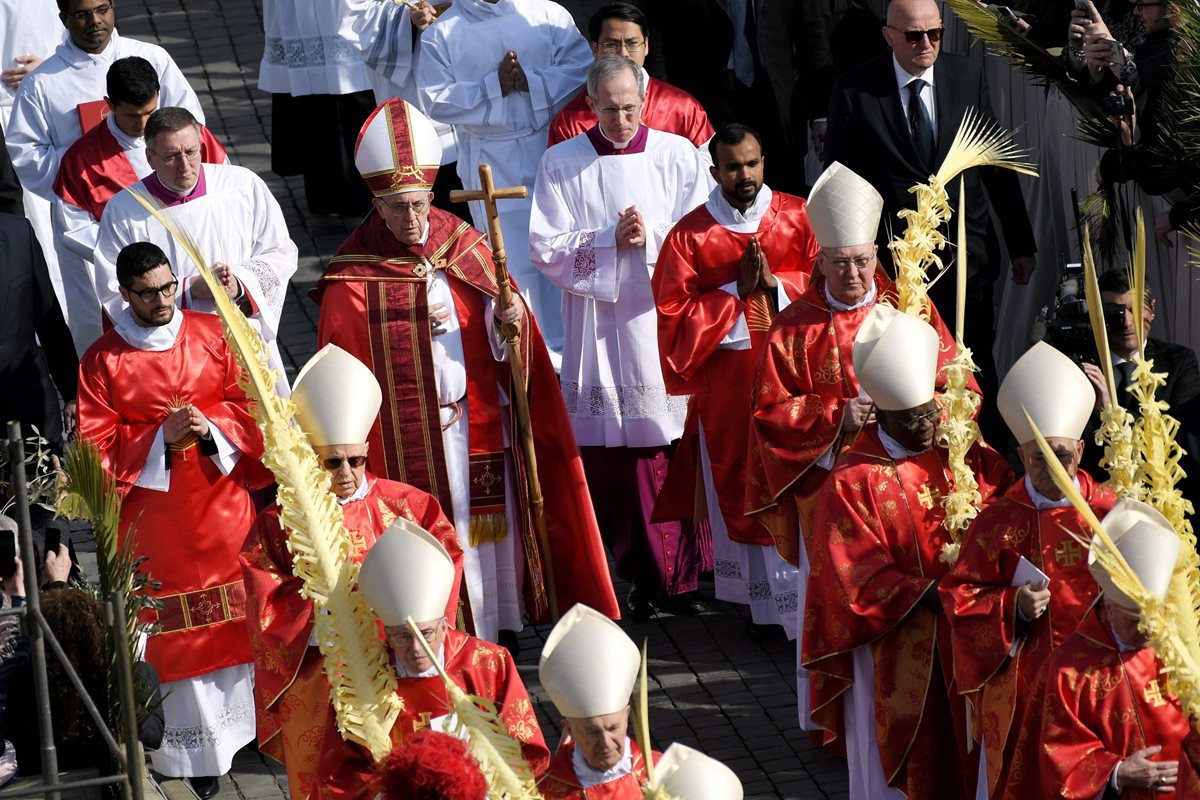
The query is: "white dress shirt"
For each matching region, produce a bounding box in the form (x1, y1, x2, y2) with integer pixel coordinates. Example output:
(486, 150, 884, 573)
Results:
(892, 55, 938, 141)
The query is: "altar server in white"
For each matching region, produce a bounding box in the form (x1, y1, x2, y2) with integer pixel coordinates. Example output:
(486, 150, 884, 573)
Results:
(93, 107, 297, 391)
(418, 0, 592, 359)
(6, 0, 203, 352)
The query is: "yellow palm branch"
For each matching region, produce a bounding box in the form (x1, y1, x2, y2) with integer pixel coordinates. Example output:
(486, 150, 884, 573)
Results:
(122, 186, 401, 760)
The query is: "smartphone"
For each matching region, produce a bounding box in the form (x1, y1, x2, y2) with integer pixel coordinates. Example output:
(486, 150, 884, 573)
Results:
(44, 528, 61, 559)
(996, 5, 1020, 28)
(1100, 38, 1127, 66)
(0, 530, 15, 580)
(1073, 0, 1092, 19)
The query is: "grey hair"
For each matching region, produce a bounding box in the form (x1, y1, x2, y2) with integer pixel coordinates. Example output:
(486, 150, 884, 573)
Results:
(586, 54, 644, 102)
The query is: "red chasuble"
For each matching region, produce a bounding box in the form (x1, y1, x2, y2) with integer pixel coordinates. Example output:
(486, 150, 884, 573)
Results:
(538, 739, 658, 799)
(76, 311, 265, 682)
(743, 273, 975, 564)
(651, 192, 818, 546)
(240, 475, 465, 800)
(942, 472, 1116, 797)
(548, 78, 713, 148)
(802, 428, 1013, 797)
(311, 207, 618, 624)
(315, 628, 550, 799)
(1002, 604, 1191, 800)
(53, 120, 227, 222)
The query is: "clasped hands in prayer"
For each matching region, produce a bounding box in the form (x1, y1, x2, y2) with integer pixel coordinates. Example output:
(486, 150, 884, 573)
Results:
(616, 205, 645, 248)
(736, 236, 777, 299)
(163, 404, 210, 444)
(187, 263, 241, 302)
(498, 51, 529, 96)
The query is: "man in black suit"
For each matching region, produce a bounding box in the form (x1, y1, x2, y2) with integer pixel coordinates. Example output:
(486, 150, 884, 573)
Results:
(0, 126, 78, 455)
(823, 0, 1036, 444)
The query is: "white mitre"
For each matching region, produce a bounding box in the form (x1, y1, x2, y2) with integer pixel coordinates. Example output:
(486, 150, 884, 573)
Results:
(539, 604, 639, 720)
(1091, 499, 1181, 609)
(807, 161, 885, 249)
(852, 304, 939, 411)
(358, 518, 456, 626)
(998, 341, 1094, 445)
(292, 344, 382, 447)
(654, 743, 744, 800)
(355, 97, 442, 198)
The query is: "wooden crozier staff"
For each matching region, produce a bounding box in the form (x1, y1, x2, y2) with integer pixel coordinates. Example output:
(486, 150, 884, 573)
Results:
(451, 163, 560, 621)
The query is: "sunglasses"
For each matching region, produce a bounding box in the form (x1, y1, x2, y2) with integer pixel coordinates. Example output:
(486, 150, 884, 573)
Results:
(322, 455, 367, 470)
(890, 26, 945, 44)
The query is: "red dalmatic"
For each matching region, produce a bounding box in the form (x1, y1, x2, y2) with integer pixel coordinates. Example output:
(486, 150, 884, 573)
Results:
(538, 739, 659, 799)
(1002, 605, 1191, 800)
(942, 472, 1115, 797)
(76, 311, 266, 682)
(312, 207, 618, 624)
(802, 428, 1013, 797)
(315, 628, 550, 799)
(240, 475, 465, 800)
(548, 78, 713, 148)
(651, 192, 817, 545)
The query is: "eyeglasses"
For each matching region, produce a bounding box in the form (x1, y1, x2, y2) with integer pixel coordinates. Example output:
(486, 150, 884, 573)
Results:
(380, 199, 429, 217)
(68, 3, 112, 22)
(151, 147, 201, 165)
(827, 256, 874, 272)
(596, 103, 642, 117)
(390, 620, 445, 646)
(597, 38, 646, 54)
(322, 455, 367, 471)
(128, 279, 179, 303)
(899, 408, 940, 431)
(890, 26, 944, 44)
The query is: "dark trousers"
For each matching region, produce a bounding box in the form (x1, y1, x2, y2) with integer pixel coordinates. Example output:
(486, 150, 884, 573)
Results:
(271, 91, 376, 216)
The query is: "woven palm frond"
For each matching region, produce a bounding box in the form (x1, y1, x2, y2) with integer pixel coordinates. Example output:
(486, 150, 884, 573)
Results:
(122, 186, 401, 760)
(405, 618, 542, 799)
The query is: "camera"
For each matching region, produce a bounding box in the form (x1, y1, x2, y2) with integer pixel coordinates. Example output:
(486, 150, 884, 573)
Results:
(1102, 93, 1134, 118)
(1043, 262, 1127, 365)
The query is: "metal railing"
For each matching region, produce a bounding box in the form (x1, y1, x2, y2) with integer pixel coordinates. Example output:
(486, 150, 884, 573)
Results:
(2, 421, 144, 800)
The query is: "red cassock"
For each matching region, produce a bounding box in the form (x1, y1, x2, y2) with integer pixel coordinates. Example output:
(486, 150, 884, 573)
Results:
(240, 475, 465, 800)
(651, 192, 818, 545)
(744, 273, 976, 564)
(53, 121, 227, 222)
(547, 79, 713, 148)
(941, 472, 1116, 798)
(311, 207, 618, 624)
(315, 628, 551, 799)
(537, 739, 659, 799)
(76, 311, 266, 682)
(802, 428, 1013, 798)
(1002, 604, 1192, 800)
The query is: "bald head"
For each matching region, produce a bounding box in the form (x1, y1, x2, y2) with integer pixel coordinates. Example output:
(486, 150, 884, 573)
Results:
(884, 0, 943, 76)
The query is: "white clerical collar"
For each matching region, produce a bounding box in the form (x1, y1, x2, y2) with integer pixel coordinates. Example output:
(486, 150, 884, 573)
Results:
(705, 183, 773, 234)
(107, 111, 144, 151)
(114, 306, 181, 351)
(572, 737, 633, 788)
(1024, 474, 1076, 510)
(824, 281, 876, 312)
(893, 54, 935, 91)
(597, 126, 635, 150)
(878, 426, 927, 460)
(395, 643, 445, 679)
(338, 476, 370, 505)
(63, 29, 120, 66)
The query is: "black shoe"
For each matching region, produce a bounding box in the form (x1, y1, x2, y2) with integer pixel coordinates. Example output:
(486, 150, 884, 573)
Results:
(190, 776, 220, 799)
(656, 591, 707, 616)
(744, 621, 784, 641)
(624, 587, 656, 621)
(498, 629, 521, 657)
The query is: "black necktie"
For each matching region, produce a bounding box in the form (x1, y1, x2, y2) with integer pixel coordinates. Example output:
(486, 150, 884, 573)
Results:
(1116, 360, 1136, 409)
(908, 79, 935, 167)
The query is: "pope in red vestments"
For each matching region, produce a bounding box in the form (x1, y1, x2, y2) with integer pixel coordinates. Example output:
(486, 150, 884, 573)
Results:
(942, 341, 1113, 798)
(315, 98, 617, 632)
(1002, 500, 1188, 799)
(802, 304, 1013, 799)
(547, 5, 712, 148)
(316, 522, 549, 799)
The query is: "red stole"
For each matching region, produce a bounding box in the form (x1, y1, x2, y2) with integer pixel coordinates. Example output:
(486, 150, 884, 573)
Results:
(650, 192, 817, 545)
(943, 473, 1115, 796)
(53, 120, 227, 221)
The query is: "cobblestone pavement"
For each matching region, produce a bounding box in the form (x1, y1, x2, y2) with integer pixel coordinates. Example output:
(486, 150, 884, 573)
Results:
(112, 2, 852, 797)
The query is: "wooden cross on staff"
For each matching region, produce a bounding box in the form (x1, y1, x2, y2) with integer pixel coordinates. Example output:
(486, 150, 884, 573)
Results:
(450, 163, 559, 621)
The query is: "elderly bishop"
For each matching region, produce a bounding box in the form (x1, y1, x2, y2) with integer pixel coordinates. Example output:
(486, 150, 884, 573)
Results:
(241, 345, 464, 800)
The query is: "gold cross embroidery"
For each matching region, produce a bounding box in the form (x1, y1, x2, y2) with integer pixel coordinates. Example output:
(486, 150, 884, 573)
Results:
(1055, 540, 1083, 568)
(1144, 679, 1166, 708)
(473, 464, 501, 495)
(916, 484, 941, 509)
(412, 711, 434, 732)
